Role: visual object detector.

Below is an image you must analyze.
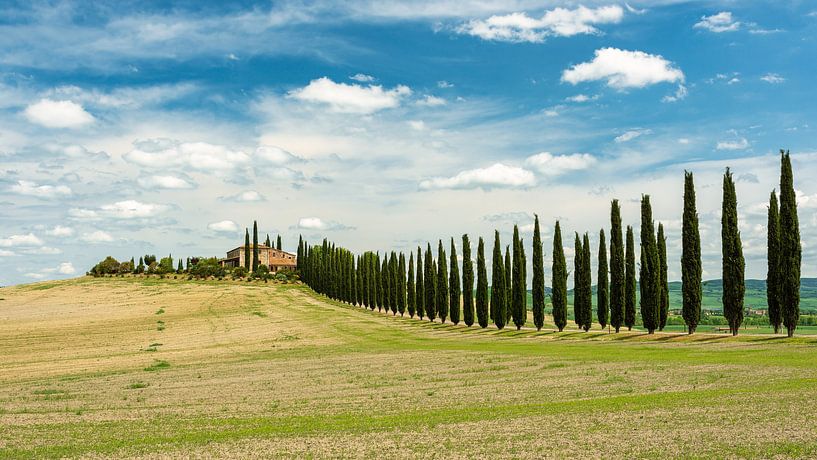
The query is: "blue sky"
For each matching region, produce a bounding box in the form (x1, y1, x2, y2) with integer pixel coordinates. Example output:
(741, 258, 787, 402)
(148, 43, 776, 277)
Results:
(1, 0, 816, 286)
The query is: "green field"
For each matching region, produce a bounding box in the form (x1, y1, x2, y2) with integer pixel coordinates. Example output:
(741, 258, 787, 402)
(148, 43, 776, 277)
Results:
(2, 277, 817, 458)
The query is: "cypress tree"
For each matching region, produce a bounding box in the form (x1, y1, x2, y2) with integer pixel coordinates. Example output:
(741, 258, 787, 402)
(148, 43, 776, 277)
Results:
(779, 151, 801, 337)
(504, 246, 512, 325)
(597, 229, 609, 330)
(252, 221, 259, 272)
(640, 195, 660, 334)
(491, 231, 507, 330)
(462, 234, 475, 327)
(682, 172, 702, 334)
(511, 225, 526, 330)
(368, 253, 376, 310)
(581, 233, 593, 331)
(425, 244, 437, 321)
(297, 236, 304, 272)
(625, 225, 636, 330)
(657, 223, 669, 331)
(177, 259, 183, 273)
(416, 247, 425, 319)
(382, 256, 390, 313)
(476, 237, 489, 328)
(573, 233, 583, 329)
(391, 252, 399, 315)
(531, 216, 545, 330)
(437, 241, 449, 323)
(265, 234, 271, 247)
(374, 252, 382, 311)
(722, 168, 745, 336)
(244, 228, 251, 271)
(277, 235, 282, 250)
(551, 221, 568, 332)
(767, 191, 782, 334)
(449, 238, 461, 325)
(398, 253, 406, 316)
(407, 253, 416, 317)
(610, 201, 625, 332)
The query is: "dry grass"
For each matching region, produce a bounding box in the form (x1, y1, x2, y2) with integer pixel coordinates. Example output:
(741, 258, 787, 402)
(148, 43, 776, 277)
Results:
(1, 277, 816, 458)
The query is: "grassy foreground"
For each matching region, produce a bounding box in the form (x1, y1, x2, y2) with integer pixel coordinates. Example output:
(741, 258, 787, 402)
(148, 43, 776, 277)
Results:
(1, 277, 817, 458)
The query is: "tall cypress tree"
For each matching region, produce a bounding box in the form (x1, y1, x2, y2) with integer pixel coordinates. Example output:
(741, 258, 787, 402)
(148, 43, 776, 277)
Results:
(244, 228, 251, 271)
(767, 191, 782, 334)
(573, 233, 583, 329)
(511, 225, 526, 330)
(390, 252, 399, 315)
(640, 196, 660, 334)
(374, 252, 382, 311)
(779, 150, 801, 337)
(532, 215, 545, 331)
(265, 234, 271, 247)
(657, 223, 669, 331)
(252, 221, 259, 272)
(407, 253, 416, 317)
(610, 201, 625, 332)
(425, 244, 437, 322)
(476, 237, 489, 328)
(368, 253, 376, 311)
(552, 221, 568, 332)
(398, 253, 406, 316)
(491, 231, 507, 330)
(722, 168, 745, 336)
(277, 235, 282, 250)
(449, 238, 461, 325)
(625, 225, 636, 331)
(382, 256, 391, 313)
(297, 235, 304, 272)
(437, 241, 449, 323)
(462, 234, 475, 327)
(597, 229, 609, 330)
(682, 171, 702, 334)
(504, 245, 512, 325)
(416, 247, 425, 319)
(581, 233, 593, 331)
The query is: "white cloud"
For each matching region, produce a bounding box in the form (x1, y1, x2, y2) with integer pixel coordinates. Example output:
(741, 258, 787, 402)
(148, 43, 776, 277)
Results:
(137, 175, 195, 189)
(524, 152, 596, 176)
(207, 220, 240, 233)
(57, 262, 76, 274)
(254, 145, 303, 166)
(0, 250, 15, 257)
(694, 12, 740, 33)
(716, 137, 750, 150)
(408, 120, 426, 131)
(23, 99, 95, 128)
(292, 217, 353, 231)
(123, 138, 252, 174)
(566, 94, 598, 103)
(20, 246, 62, 255)
(419, 163, 536, 190)
(24, 273, 46, 280)
(416, 95, 446, 107)
(678, 138, 690, 145)
(349, 73, 375, 82)
(46, 225, 75, 237)
(437, 80, 454, 88)
(44, 143, 110, 159)
(562, 48, 684, 89)
(288, 77, 411, 114)
(80, 231, 114, 243)
(614, 128, 652, 143)
(457, 5, 624, 43)
(9, 180, 72, 198)
(661, 84, 688, 103)
(222, 190, 266, 202)
(760, 73, 785, 84)
(0, 233, 44, 247)
(70, 200, 170, 220)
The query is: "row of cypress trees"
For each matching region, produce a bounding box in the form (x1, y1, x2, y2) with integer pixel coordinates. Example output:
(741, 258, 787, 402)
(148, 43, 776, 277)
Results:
(297, 153, 801, 336)
(242, 220, 284, 272)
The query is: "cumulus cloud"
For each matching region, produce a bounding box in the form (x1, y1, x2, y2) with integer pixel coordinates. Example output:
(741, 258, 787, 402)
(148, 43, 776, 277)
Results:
(57, 262, 76, 274)
(44, 143, 110, 160)
(760, 73, 785, 84)
(80, 230, 115, 243)
(292, 217, 353, 231)
(254, 145, 304, 166)
(716, 137, 750, 151)
(457, 5, 624, 43)
(694, 12, 740, 33)
(46, 225, 75, 237)
(562, 48, 684, 89)
(23, 99, 95, 128)
(419, 163, 536, 190)
(0, 233, 44, 247)
(9, 180, 72, 198)
(288, 77, 411, 114)
(349, 73, 375, 82)
(70, 200, 171, 220)
(524, 152, 596, 176)
(614, 128, 652, 143)
(221, 190, 266, 202)
(137, 175, 196, 189)
(207, 220, 240, 233)
(416, 95, 446, 107)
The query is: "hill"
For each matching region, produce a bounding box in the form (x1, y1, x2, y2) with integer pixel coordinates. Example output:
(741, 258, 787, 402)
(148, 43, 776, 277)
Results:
(1, 276, 817, 458)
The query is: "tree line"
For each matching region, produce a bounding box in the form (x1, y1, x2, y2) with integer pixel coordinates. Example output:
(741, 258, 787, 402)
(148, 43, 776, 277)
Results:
(299, 152, 803, 337)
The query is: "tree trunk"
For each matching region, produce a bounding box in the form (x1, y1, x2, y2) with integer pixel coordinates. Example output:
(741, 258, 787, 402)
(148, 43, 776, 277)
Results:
(787, 326, 794, 338)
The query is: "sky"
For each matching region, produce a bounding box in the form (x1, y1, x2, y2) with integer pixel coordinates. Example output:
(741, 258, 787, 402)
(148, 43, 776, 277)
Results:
(1, 0, 816, 286)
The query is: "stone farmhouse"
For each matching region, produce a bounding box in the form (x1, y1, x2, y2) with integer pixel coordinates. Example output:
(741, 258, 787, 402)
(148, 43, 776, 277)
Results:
(220, 244, 297, 272)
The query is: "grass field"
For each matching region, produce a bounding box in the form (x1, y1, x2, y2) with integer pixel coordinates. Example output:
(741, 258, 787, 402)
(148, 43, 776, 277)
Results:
(2, 277, 817, 458)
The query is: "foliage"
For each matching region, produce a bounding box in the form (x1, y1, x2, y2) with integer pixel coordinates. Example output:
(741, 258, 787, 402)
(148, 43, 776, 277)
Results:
(722, 168, 745, 335)
(682, 171, 702, 334)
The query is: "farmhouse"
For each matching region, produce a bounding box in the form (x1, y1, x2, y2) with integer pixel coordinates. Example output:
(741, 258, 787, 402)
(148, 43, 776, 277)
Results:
(220, 245, 297, 272)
